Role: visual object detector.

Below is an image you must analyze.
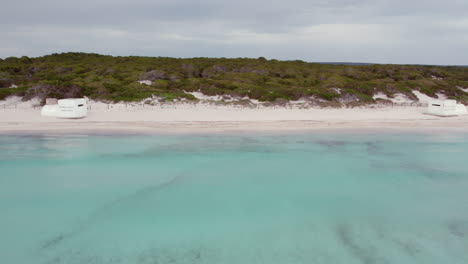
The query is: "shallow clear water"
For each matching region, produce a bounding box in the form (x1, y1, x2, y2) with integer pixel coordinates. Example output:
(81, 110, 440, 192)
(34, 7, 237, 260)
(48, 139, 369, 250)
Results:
(1, 132, 468, 264)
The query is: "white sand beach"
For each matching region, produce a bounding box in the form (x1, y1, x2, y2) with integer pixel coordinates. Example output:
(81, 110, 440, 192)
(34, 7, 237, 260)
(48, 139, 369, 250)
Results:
(1, 99, 468, 134)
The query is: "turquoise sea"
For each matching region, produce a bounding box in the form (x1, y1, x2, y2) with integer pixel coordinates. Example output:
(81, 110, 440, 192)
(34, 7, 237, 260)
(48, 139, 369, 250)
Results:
(1, 132, 468, 264)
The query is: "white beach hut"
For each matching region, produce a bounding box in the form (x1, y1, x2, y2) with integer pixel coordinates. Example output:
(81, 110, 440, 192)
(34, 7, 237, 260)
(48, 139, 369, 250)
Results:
(41, 98, 88, 118)
(40, 98, 59, 117)
(40, 104, 59, 117)
(426, 99, 467, 117)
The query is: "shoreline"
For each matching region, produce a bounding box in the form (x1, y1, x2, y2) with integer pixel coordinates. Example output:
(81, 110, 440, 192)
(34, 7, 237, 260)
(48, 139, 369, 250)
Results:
(1, 120, 468, 135)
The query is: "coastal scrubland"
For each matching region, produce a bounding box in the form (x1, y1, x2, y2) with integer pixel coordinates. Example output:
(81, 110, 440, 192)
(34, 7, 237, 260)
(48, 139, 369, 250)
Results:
(0, 52, 467, 105)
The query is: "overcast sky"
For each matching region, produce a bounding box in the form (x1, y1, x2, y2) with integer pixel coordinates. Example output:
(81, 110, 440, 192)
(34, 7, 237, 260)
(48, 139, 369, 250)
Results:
(1, 0, 467, 64)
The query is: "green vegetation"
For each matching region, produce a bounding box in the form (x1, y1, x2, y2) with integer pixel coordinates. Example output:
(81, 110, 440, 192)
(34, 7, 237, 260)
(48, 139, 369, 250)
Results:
(0, 52, 467, 104)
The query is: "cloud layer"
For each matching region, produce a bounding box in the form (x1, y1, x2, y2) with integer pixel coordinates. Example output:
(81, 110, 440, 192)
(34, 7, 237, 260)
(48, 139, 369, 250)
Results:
(1, 0, 467, 64)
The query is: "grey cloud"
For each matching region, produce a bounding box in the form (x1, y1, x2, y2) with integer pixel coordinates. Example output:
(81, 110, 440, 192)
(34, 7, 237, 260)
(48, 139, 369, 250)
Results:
(1, 0, 467, 64)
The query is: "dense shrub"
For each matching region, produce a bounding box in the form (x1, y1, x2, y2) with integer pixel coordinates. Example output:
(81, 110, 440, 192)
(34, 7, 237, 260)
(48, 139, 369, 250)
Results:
(0, 52, 466, 103)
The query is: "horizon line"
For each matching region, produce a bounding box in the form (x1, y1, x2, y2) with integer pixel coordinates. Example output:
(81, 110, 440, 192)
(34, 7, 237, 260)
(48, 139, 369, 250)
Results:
(1, 52, 467, 67)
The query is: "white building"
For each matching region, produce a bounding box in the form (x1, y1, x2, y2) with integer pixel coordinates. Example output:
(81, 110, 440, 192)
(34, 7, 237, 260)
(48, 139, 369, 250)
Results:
(426, 99, 467, 117)
(41, 98, 88, 118)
